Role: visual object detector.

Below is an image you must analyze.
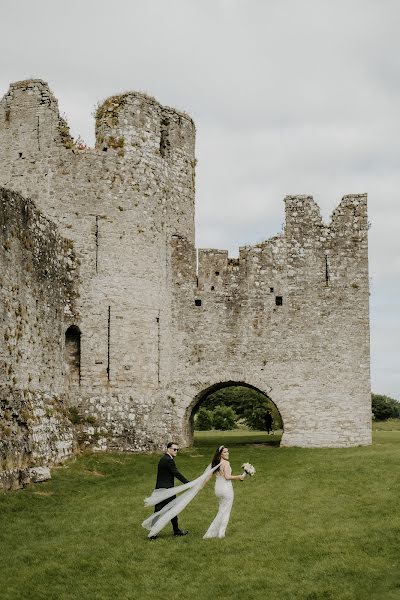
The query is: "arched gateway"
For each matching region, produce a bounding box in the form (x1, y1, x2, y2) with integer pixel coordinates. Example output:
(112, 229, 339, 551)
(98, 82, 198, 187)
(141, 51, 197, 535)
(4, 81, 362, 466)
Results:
(184, 380, 283, 445)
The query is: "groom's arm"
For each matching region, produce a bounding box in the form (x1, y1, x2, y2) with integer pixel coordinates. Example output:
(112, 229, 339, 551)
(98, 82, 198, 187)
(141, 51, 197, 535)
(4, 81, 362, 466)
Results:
(169, 461, 189, 484)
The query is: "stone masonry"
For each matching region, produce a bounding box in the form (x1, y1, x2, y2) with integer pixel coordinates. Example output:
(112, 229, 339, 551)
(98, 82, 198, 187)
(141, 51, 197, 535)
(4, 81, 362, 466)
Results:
(0, 187, 77, 488)
(0, 79, 371, 477)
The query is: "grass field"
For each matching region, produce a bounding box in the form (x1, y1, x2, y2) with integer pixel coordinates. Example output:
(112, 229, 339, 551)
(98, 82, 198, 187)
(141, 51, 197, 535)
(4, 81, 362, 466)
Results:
(1, 426, 399, 600)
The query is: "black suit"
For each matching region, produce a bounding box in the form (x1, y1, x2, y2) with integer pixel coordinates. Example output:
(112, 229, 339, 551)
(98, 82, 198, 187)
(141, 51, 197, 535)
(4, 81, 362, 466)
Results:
(156, 454, 189, 489)
(154, 453, 189, 533)
(264, 412, 273, 434)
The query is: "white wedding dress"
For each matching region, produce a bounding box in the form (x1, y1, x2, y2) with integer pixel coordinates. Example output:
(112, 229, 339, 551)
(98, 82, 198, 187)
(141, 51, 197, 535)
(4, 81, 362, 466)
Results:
(142, 463, 220, 538)
(203, 461, 234, 539)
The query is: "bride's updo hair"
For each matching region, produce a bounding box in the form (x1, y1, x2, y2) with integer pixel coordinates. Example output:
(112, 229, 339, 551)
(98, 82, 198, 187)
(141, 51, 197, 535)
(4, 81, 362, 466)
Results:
(211, 446, 226, 470)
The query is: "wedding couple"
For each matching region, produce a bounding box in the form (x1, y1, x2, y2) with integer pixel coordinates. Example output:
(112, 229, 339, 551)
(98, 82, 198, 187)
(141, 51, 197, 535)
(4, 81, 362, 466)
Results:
(142, 442, 246, 539)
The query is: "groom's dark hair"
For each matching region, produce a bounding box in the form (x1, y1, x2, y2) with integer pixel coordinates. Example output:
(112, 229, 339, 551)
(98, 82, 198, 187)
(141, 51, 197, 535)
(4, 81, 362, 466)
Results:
(167, 442, 178, 449)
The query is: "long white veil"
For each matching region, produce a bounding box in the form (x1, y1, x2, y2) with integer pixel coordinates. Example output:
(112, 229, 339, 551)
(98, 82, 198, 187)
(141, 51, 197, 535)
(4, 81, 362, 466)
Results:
(142, 463, 220, 537)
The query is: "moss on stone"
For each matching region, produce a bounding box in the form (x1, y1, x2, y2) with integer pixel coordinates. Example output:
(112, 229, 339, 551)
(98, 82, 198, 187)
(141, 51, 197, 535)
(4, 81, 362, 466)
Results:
(58, 117, 75, 150)
(106, 136, 125, 150)
(95, 94, 129, 128)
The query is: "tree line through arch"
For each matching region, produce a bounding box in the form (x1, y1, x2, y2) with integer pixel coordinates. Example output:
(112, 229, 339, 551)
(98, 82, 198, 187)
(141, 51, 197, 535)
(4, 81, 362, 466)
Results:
(194, 385, 283, 432)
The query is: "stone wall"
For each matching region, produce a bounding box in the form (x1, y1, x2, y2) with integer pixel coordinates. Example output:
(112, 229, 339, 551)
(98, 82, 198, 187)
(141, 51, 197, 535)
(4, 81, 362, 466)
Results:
(0, 389, 74, 490)
(0, 80, 371, 452)
(0, 187, 77, 488)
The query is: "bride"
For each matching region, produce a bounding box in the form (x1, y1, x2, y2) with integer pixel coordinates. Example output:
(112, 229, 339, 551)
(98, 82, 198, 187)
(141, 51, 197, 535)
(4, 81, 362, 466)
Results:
(142, 445, 245, 539)
(203, 445, 245, 539)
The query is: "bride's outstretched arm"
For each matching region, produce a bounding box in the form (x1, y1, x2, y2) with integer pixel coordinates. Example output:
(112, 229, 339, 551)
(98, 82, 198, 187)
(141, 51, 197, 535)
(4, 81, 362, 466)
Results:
(221, 462, 245, 481)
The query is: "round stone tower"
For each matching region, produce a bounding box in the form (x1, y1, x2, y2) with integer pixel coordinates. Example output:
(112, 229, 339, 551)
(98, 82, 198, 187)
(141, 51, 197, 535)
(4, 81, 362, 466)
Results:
(94, 90, 196, 243)
(0, 80, 197, 450)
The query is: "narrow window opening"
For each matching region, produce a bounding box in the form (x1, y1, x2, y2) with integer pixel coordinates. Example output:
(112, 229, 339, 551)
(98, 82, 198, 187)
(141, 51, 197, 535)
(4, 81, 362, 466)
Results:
(107, 306, 111, 381)
(215, 271, 220, 276)
(195, 299, 202, 307)
(160, 117, 171, 158)
(270, 287, 274, 293)
(211, 286, 215, 291)
(102, 147, 108, 152)
(156, 314, 160, 384)
(18, 152, 23, 158)
(65, 325, 81, 386)
(37, 116, 40, 151)
(95, 216, 99, 274)
(325, 255, 329, 286)
(196, 276, 199, 288)
(275, 296, 283, 306)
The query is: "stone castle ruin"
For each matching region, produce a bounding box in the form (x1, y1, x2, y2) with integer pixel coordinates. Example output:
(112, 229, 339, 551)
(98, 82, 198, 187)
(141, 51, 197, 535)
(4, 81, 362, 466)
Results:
(0, 80, 371, 489)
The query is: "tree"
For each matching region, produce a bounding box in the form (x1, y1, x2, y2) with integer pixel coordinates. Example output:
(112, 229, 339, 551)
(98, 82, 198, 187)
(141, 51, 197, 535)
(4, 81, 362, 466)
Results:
(243, 406, 269, 431)
(372, 394, 400, 421)
(195, 408, 213, 430)
(212, 405, 238, 430)
(200, 386, 282, 431)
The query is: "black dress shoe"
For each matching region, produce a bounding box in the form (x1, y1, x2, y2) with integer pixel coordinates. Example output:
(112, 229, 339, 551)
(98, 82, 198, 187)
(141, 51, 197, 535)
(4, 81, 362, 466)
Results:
(149, 535, 157, 540)
(174, 529, 189, 536)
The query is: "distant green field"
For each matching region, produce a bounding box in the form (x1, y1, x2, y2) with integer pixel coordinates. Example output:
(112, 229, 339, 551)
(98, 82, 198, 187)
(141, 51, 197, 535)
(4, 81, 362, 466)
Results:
(372, 418, 400, 431)
(1, 429, 399, 600)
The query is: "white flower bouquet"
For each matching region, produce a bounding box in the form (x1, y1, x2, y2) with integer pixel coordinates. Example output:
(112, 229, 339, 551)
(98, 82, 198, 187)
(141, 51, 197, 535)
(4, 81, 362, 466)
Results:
(242, 462, 256, 477)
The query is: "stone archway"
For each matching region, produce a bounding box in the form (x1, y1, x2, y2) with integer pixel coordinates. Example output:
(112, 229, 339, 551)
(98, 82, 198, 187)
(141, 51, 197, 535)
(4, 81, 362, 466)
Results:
(183, 380, 284, 446)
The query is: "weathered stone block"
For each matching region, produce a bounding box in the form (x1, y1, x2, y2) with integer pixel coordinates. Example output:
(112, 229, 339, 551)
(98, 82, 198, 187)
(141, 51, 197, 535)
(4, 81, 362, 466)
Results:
(29, 466, 51, 483)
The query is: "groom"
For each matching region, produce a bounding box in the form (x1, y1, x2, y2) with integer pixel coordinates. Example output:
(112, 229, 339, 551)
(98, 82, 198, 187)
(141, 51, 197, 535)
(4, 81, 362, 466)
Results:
(151, 442, 190, 539)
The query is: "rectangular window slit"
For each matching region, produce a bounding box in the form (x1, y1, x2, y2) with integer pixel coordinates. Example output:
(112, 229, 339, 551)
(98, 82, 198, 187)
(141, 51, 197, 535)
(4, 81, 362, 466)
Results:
(325, 255, 329, 286)
(95, 216, 99, 274)
(157, 314, 160, 384)
(107, 305, 111, 381)
(37, 116, 40, 151)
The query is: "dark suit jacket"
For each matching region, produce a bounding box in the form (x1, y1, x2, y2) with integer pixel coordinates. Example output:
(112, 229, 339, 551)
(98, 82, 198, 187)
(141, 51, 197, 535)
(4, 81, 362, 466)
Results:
(155, 453, 189, 489)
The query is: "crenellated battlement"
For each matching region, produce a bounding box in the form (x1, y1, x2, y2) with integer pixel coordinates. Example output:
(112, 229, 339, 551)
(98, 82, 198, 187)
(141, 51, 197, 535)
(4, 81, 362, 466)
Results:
(330, 193, 368, 233)
(0, 80, 64, 153)
(174, 194, 368, 299)
(5, 79, 59, 108)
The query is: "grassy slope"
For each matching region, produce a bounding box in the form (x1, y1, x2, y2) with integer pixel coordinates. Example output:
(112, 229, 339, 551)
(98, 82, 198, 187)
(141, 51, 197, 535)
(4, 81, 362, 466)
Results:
(0, 428, 399, 600)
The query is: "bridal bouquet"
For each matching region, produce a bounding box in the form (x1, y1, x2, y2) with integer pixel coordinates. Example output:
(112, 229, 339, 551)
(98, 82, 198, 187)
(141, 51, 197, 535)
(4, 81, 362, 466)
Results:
(242, 462, 256, 477)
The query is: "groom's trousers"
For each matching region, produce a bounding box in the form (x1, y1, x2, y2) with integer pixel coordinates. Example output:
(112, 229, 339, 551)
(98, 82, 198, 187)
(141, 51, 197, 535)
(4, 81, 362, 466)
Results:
(154, 496, 179, 533)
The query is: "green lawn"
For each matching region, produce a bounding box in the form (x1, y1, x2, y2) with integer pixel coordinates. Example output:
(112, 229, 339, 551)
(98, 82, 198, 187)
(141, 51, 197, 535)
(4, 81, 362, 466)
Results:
(1, 428, 399, 600)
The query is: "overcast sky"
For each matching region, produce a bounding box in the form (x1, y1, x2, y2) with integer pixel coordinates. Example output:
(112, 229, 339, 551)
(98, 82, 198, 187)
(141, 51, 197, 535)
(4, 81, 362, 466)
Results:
(1, 0, 399, 399)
